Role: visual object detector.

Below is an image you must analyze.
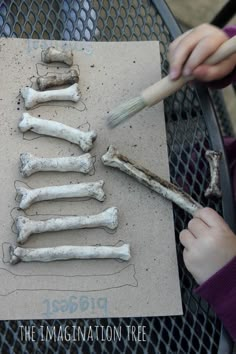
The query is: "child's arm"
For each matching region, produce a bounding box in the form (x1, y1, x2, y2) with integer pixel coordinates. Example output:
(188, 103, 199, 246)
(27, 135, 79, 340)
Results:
(169, 24, 236, 86)
(179, 207, 236, 340)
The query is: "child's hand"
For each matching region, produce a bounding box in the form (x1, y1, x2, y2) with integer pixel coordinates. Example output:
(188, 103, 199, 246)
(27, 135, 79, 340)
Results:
(169, 24, 236, 82)
(179, 207, 236, 285)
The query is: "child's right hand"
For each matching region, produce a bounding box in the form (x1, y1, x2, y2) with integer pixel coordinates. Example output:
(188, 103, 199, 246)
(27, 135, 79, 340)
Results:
(179, 207, 236, 285)
(168, 24, 236, 82)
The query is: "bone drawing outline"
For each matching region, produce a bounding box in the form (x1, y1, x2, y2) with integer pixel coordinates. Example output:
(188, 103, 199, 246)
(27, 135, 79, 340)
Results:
(0, 264, 137, 296)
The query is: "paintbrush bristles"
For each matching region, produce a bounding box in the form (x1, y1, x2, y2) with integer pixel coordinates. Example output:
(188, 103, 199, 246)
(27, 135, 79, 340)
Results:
(107, 96, 145, 128)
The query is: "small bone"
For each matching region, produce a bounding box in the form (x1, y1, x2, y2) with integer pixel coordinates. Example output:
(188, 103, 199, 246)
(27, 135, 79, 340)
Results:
(19, 113, 97, 152)
(21, 83, 80, 109)
(41, 47, 73, 66)
(9, 244, 131, 264)
(16, 207, 119, 244)
(16, 180, 105, 210)
(102, 145, 203, 216)
(205, 150, 222, 198)
(37, 69, 79, 91)
(20, 152, 94, 177)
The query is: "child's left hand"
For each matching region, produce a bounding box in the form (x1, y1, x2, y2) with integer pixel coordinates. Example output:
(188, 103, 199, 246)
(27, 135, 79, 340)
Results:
(179, 207, 236, 285)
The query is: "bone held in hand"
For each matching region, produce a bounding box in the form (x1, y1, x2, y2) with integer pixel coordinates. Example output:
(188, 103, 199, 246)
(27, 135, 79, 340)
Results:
(16, 180, 105, 210)
(9, 244, 131, 264)
(37, 69, 79, 91)
(19, 113, 97, 152)
(102, 145, 203, 215)
(41, 47, 73, 66)
(205, 150, 222, 198)
(20, 152, 94, 177)
(21, 83, 80, 109)
(16, 207, 119, 244)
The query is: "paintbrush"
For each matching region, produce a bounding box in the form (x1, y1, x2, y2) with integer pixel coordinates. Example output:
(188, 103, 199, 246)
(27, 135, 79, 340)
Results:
(107, 36, 236, 128)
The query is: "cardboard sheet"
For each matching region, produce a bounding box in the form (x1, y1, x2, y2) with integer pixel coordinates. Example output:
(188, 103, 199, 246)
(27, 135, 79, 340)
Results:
(0, 38, 182, 320)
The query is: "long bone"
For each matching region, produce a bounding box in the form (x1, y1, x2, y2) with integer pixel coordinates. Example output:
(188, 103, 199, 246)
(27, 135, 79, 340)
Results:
(41, 47, 73, 66)
(21, 83, 80, 109)
(16, 180, 105, 210)
(9, 244, 131, 264)
(204, 150, 222, 198)
(37, 69, 79, 91)
(20, 152, 94, 177)
(19, 113, 97, 152)
(16, 207, 119, 244)
(102, 145, 203, 216)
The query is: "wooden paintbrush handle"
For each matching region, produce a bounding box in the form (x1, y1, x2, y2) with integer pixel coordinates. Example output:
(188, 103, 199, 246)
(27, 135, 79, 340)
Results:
(142, 36, 236, 107)
(205, 36, 236, 65)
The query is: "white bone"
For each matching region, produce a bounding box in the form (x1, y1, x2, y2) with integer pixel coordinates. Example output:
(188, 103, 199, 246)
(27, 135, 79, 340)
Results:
(205, 150, 222, 198)
(21, 83, 80, 109)
(102, 145, 203, 216)
(16, 180, 105, 210)
(20, 152, 94, 177)
(16, 207, 119, 244)
(41, 47, 73, 66)
(37, 69, 79, 91)
(9, 244, 131, 264)
(19, 113, 97, 152)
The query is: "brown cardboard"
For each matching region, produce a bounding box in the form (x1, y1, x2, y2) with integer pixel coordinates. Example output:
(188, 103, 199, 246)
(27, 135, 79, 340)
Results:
(0, 38, 182, 319)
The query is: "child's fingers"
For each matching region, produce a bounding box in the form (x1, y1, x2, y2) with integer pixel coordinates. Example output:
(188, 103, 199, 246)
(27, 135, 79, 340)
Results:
(194, 207, 225, 228)
(168, 24, 217, 79)
(187, 217, 209, 238)
(168, 32, 191, 74)
(168, 24, 230, 80)
(179, 229, 196, 250)
(182, 34, 227, 76)
(192, 56, 236, 82)
(182, 248, 191, 271)
(169, 29, 192, 56)
(169, 32, 203, 79)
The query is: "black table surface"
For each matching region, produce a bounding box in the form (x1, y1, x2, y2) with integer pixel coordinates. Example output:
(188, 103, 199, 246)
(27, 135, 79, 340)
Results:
(0, 0, 235, 353)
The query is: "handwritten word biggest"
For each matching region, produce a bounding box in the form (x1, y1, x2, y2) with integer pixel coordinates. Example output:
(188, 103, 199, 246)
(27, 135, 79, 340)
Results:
(42, 295, 108, 318)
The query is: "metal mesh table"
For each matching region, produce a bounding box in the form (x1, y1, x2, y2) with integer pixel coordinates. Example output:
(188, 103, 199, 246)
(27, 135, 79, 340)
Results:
(0, 1, 235, 353)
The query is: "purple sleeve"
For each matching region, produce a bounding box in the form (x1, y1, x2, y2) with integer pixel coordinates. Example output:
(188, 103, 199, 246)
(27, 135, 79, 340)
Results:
(194, 256, 236, 340)
(224, 25, 236, 38)
(207, 26, 236, 89)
